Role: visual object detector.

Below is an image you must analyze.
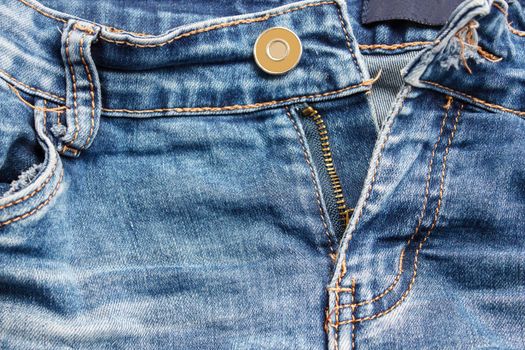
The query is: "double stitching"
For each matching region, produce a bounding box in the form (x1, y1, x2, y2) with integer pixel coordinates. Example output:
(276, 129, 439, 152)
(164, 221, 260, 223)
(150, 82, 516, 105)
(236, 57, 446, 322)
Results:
(6, 83, 67, 113)
(0, 68, 65, 102)
(422, 80, 525, 118)
(101, 76, 379, 114)
(329, 100, 464, 326)
(331, 97, 453, 309)
(0, 169, 64, 228)
(359, 41, 434, 51)
(95, 2, 338, 48)
(285, 107, 335, 254)
(64, 28, 80, 149)
(78, 32, 96, 149)
(493, 2, 525, 38)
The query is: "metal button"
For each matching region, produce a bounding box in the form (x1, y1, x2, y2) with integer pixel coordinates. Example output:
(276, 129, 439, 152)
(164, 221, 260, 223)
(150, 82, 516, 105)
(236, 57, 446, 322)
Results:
(254, 27, 302, 75)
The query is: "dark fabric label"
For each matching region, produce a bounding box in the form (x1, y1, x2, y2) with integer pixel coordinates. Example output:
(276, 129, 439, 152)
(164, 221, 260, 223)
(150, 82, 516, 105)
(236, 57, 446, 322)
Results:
(362, 0, 465, 26)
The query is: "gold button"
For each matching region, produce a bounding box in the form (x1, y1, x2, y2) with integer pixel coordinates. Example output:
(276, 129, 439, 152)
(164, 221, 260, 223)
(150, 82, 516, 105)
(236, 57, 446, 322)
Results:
(254, 27, 302, 75)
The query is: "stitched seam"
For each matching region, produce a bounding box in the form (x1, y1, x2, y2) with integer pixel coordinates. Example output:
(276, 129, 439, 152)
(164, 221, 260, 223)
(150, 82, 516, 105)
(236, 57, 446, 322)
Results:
(6, 83, 67, 113)
(301, 106, 353, 225)
(333, 259, 347, 350)
(97, 1, 337, 48)
(493, 2, 525, 37)
(65, 29, 80, 147)
(335, 96, 452, 308)
(359, 41, 434, 50)
(333, 104, 463, 325)
(17, 0, 67, 23)
(286, 108, 335, 254)
(3, 67, 376, 117)
(0, 168, 63, 228)
(101, 76, 377, 114)
(335, 6, 363, 79)
(421, 80, 525, 117)
(78, 33, 96, 149)
(331, 90, 410, 295)
(351, 279, 356, 350)
(0, 157, 58, 211)
(0, 68, 66, 102)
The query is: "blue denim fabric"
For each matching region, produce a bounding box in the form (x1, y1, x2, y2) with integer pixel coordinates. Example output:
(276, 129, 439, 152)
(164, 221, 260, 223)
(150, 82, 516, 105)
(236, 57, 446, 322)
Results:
(0, 0, 524, 349)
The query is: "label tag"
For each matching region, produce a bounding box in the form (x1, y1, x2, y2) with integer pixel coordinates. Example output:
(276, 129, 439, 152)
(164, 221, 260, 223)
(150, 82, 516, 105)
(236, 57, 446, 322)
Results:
(362, 0, 464, 26)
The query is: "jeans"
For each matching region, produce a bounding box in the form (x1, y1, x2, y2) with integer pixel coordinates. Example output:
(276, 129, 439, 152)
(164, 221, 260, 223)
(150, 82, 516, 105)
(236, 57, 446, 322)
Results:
(0, 0, 523, 348)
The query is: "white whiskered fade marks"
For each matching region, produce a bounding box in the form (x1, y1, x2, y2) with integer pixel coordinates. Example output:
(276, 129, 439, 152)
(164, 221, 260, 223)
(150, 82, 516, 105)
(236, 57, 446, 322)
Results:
(3, 163, 45, 197)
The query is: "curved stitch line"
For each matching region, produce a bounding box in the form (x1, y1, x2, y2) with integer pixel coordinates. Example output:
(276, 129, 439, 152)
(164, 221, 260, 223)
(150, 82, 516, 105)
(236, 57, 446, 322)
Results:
(493, 2, 525, 37)
(0, 68, 66, 102)
(96, 2, 337, 48)
(65, 28, 80, 147)
(17, 0, 66, 22)
(332, 104, 463, 325)
(0, 156, 58, 211)
(285, 108, 335, 254)
(7, 83, 67, 113)
(422, 80, 525, 117)
(78, 33, 96, 149)
(0, 168, 63, 228)
(336, 96, 452, 308)
(359, 41, 434, 50)
(330, 89, 410, 294)
(101, 75, 379, 114)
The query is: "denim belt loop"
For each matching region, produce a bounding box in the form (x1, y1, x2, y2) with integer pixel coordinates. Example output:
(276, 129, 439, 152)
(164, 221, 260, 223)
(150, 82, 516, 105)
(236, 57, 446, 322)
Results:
(59, 20, 102, 157)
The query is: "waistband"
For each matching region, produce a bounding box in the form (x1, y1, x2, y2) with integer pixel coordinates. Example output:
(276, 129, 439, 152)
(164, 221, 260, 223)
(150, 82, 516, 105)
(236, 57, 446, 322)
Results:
(0, 0, 379, 117)
(1, 0, 524, 122)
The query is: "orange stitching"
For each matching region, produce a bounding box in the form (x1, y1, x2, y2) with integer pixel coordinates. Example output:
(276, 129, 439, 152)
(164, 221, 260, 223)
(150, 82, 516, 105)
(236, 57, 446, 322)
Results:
(285, 108, 334, 254)
(332, 104, 463, 325)
(351, 279, 356, 350)
(0, 168, 63, 228)
(359, 41, 434, 50)
(333, 259, 347, 350)
(476, 46, 503, 62)
(97, 2, 337, 48)
(65, 29, 80, 147)
(73, 23, 95, 35)
(334, 95, 452, 309)
(0, 157, 58, 211)
(324, 89, 411, 327)
(6, 83, 67, 113)
(421, 80, 525, 117)
(0, 68, 66, 102)
(16, 0, 66, 23)
(78, 33, 96, 149)
(43, 100, 48, 136)
(493, 2, 525, 37)
(329, 89, 410, 302)
(101, 75, 379, 114)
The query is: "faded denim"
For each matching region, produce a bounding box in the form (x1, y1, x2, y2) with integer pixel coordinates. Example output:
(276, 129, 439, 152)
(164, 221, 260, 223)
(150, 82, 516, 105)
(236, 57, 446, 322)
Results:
(0, 0, 524, 349)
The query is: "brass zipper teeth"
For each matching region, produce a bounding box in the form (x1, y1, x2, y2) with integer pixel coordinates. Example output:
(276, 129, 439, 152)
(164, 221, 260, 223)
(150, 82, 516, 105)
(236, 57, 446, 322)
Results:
(301, 106, 354, 225)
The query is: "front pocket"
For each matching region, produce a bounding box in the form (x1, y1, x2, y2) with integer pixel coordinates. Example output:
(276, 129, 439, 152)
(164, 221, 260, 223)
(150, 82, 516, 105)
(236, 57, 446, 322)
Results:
(0, 83, 64, 229)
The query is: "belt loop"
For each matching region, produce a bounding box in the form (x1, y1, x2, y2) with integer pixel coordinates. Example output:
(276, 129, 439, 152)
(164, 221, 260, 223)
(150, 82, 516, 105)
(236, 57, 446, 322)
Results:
(59, 20, 101, 157)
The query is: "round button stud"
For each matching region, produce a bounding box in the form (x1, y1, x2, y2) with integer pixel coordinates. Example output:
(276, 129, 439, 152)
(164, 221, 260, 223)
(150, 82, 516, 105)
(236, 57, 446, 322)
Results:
(254, 27, 302, 75)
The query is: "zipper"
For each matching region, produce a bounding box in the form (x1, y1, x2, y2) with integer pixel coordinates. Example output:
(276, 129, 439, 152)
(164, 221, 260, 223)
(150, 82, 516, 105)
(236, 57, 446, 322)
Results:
(301, 106, 353, 227)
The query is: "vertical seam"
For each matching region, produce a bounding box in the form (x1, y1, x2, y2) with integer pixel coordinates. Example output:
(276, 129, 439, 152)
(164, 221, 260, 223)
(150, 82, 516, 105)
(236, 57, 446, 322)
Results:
(335, 6, 364, 79)
(351, 279, 356, 350)
(332, 103, 464, 325)
(285, 108, 335, 254)
(65, 28, 79, 147)
(336, 95, 453, 308)
(78, 32, 96, 149)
